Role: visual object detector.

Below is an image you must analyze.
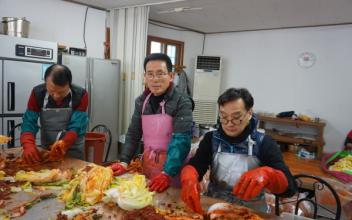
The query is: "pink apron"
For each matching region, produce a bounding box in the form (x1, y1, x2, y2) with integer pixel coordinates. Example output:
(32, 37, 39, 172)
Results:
(141, 93, 180, 186)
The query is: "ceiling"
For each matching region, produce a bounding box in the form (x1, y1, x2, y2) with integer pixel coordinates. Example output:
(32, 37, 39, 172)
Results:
(67, 0, 352, 33)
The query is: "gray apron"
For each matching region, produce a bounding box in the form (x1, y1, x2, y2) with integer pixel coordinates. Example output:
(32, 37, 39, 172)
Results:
(206, 135, 268, 212)
(40, 91, 85, 159)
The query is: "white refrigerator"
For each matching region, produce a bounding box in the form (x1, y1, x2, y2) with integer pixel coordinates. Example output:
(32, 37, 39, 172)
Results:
(60, 54, 121, 161)
(0, 35, 58, 147)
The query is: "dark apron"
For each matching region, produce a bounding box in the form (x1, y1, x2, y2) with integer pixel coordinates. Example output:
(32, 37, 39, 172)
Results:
(40, 90, 84, 159)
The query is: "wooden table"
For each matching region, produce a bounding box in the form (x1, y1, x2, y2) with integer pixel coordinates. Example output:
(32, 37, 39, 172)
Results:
(1, 148, 280, 219)
(283, 152, 332, 179)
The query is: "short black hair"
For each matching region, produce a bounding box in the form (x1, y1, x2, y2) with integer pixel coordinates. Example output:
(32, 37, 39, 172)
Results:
(144, 53, 173, 72)
(217, 88, 254, 111)
(44, 64, 72, 86)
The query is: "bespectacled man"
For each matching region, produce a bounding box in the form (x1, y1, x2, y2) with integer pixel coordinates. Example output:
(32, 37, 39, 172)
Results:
(180, 88, 297, 213)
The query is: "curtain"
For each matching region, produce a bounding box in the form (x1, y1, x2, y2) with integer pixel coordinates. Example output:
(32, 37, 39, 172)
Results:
(110, 6, 149, 136)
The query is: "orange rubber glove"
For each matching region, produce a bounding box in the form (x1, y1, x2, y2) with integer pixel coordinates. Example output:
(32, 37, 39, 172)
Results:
(148, 172, 171, 193)
(181, 165, 203, 214)
(232, 166, 288, 201)
(50, 131, 77, 159)
(110, 162, 128, 176)
(21, 132, 41, 164)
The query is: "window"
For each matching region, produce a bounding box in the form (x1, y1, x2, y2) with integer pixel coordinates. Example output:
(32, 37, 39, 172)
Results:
(147, 36, 184, 67)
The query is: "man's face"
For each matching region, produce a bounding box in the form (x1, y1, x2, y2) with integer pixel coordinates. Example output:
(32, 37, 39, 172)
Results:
(144, 60, 174, 96)
(46, 76, 70, 102)
(219, 99, 252, 137)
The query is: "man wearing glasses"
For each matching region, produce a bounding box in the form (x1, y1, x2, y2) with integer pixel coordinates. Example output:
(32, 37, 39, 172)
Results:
(110, 53, 193, 193)
(180, 88, 296, 213)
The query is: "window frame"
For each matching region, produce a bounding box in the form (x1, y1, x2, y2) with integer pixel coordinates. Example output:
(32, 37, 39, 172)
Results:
(147, 35, 184, 67)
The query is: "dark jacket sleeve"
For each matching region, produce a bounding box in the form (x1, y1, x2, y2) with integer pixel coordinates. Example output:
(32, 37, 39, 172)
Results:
(187, 132, 214, 182)
(172, 95, 193, 133)
(119, 96, 143, 163)
(258, 135, 297, 197)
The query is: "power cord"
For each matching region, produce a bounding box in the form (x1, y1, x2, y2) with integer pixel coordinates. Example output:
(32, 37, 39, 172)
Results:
(83, 6, 88, 51)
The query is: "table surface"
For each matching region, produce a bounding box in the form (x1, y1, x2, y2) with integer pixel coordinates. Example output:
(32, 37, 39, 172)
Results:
(1, 148, 282, 220)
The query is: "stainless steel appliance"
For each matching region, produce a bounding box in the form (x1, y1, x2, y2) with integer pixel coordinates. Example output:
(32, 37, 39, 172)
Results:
(0, 34, 58, 147)
(60, 54, 120, 161)
(2, 17, 30, 38)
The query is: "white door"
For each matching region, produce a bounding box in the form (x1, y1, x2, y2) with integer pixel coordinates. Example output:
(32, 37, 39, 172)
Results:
(61, 55, 88, 89)
(0, 60, 3, 115)
(0, 117, 3, 141)
(3, 60, 45, 114)
(89, 58, 120, 161)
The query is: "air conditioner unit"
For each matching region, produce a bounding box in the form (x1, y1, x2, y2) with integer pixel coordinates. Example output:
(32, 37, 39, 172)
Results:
(193, 55, 222, 125)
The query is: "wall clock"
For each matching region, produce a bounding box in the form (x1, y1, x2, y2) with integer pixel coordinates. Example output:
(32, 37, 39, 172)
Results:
(298, 52, 316, 68)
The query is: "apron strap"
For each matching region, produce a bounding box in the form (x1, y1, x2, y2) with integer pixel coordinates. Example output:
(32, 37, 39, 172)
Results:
(160, 101, 166, 114)
(248, 136, 255, 156)
(141, 93, 166, 115)
(142, 93, 152, 114)
(217, 143, 222, 153)
(43, 89, 72, 109)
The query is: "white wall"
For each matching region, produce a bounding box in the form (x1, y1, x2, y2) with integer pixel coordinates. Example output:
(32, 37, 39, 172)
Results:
(148, 23, 204, 91)
(0, 0, 106, 58)
(204, 25, 352, 152)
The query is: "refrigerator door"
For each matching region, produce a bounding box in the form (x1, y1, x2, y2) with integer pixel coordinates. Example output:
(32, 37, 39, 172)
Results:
(3, 60, 45, 114)
(0, 117, 3, 139)
(89, 58, 120, 161)
(0, 60, 2, 115)
(3, 117, 23, 148)
(3, 116, 41, 148)
(61, 55, 88, 89)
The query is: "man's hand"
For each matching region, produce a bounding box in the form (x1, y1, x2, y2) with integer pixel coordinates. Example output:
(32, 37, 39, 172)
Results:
(148, 172, 171, 193)
(21, 132, 41, 164)
(110, 162, 128, 176)
(232, 166, 288, 201)
(48, 131, 78, 161)
(49, 140, 68, 160)
(181, 165, 203, 214)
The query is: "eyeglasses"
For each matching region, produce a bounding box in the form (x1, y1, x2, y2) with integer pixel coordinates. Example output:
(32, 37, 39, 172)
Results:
(145, 72, 169, 79)
(219, 111, 248, 125)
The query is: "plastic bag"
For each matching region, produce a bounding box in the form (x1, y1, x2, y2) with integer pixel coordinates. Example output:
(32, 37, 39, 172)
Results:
(265, 192, 314, 217)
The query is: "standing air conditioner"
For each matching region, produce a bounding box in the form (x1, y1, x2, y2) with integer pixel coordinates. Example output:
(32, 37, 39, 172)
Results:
(193, 55, 222, 125)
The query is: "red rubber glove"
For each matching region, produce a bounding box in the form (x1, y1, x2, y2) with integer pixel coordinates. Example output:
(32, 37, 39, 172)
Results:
(62, 130, 78, 148)
(148, 172, 171, 193)
(232, 166, 288, 201)
(181, 165, 203, 214)
(21, 132, 41, 164)
(110, 162, 128, 176)
(50, 131, 78, 159)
